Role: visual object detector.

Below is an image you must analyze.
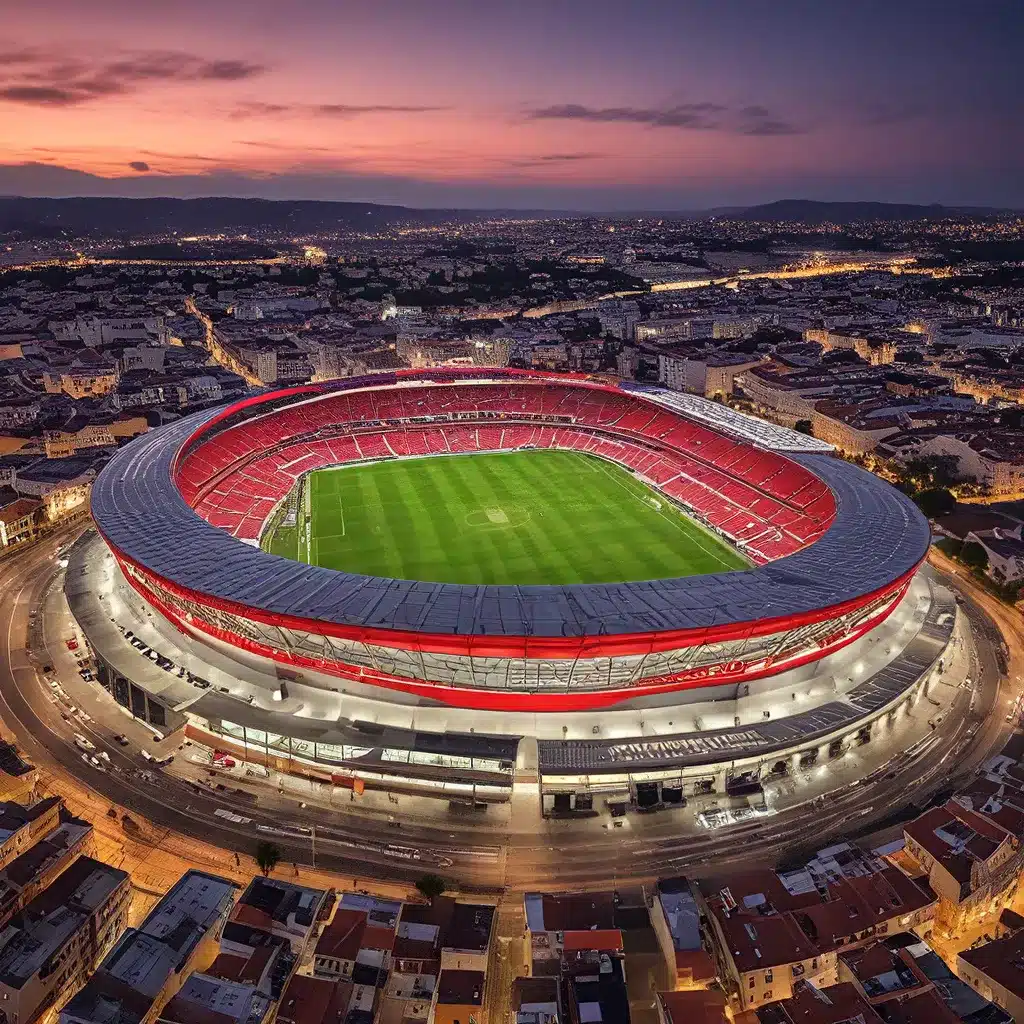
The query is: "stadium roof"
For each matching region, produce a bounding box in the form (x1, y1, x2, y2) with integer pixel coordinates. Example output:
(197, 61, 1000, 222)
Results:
(619, 383, 836, 453)
(91, 379, 929, 641)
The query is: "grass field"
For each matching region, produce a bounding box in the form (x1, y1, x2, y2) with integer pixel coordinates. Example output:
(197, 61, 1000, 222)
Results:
(260, 450, 749, 585)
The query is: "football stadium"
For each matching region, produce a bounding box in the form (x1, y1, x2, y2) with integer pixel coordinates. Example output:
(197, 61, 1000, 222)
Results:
(70, 369, 962, 810)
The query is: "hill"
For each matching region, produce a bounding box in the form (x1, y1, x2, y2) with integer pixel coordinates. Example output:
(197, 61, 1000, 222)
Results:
(0, 196, 469, 237)
(732, 199, 1003, 223)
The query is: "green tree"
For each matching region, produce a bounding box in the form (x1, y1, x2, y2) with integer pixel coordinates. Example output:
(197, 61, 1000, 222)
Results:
(914, 488, 956, 519)
(1001, 407, 1024, 430)
(960, 542, 989, 573)
(415, 873, 448, 904)
(904, 454, 960, 491)
(255, 841, 282, 877)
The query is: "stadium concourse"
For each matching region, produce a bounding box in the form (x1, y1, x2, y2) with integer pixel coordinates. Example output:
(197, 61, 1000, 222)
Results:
(71, 369, 965, 816)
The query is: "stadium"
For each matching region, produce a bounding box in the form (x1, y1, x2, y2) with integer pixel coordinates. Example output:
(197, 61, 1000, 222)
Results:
(71, 369, 960, 810)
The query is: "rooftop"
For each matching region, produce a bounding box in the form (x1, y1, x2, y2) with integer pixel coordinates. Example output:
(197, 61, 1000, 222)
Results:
(659, 989, 728, 1024)
(159, 972, 271, 1024)
(92, 370, 928, 641)
(436, 968, 484, 1006)
(62, 869, 238, 1024)
(0, 856, 127, 988)
(960, 928, 1024, 1002)
(756, 982, 883, 1024)
(276, 974, 352, 1024)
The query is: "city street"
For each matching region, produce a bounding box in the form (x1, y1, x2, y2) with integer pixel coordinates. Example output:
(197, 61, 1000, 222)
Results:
(0, 527, 1015, 898)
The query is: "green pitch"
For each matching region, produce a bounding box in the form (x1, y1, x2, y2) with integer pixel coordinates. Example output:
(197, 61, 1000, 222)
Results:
(260, 450, 749, 585)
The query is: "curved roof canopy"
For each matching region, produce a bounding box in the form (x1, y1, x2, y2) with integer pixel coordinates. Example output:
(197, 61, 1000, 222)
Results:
(92, 376, 930, 640)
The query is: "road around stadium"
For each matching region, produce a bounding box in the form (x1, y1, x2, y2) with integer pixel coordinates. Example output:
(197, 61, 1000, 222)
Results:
(262, 450, 749, 585)
(0, 524, 1019, 897)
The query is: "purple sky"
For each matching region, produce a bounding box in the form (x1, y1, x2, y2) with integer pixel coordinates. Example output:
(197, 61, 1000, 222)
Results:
(0, 0, 1021, 209)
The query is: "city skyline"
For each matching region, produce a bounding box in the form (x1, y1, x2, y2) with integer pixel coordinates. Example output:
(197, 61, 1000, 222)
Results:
(1, 0, 1022, 210)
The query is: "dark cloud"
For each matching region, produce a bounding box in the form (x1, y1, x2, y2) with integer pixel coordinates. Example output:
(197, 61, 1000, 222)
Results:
(505, 152, 605, 168)
(229, 101, 292, 120)
(0, 47, 49, 67)
(736, 105, 803, 136)
(315, 103, 447, 117)
(237, 139, 334, 152)
(0, 47, 267, 107)
(199, 59, 265, 81)
(528, 103, 725, 130)
(138, 149, 223, 163)
(0, 85, 94, 107)
(527, 101, 803, 135)
(229, 101, 446, 121)
(742, 121, 801, 136)
(128, 161, 150, 172)
(537, 153, 602, 162)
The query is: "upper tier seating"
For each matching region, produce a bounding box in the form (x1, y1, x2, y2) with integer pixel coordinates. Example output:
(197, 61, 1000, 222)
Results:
(177, 381, 836, 562)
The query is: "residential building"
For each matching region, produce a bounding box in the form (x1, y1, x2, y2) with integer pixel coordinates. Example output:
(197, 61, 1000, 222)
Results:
(908, 429, 1024, 497)
(10, 457, 96, 521)
(60, 869, 237, 1024)
(0, 746, 37, 805)
(51, 316, 165, 348)
(512, 977, 559, 1024)
(958, 928, 1024, 1021)
(903, 800, 1023, 933)
(43, 415, 147, 460)
(313, 894, 400, 986)
(0, 814, 92, 928)
(42, 357, 119, 400)
(754, 981, 884, 1023)
(430, 968, 484, 1024)
(563, 953, 631, 1024)
(810, 400, 903, 454)
(221, 877, 329, 960)
(647, 878, 716, 989)
(965, 528, 1024, 585)
(155, 972, 271, 1024)
(204, 942, 294, 1003)
(439, 903, 495, 974)
(275, 974, 352, 1024)
(381, 897, 493, 1024)
(523, 892, 620, 977)
(0, 498, 41, 549)
(657, 989, 728, 1024)
(0, 798, 62, 871)
(700, 842, 936, 1013)
(519, 892, 631, 1024)
(0, 856, 130, 1024)
(806, 327, 898, 366)
(886, 931, 1013, 1023)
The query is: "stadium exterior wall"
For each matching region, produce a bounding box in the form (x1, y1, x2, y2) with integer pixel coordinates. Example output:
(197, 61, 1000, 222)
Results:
(91, 370, 931, 713)
(109, 544, 919, 711)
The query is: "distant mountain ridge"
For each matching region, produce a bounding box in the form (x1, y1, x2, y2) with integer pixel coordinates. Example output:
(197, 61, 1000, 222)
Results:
(730, 199, 1007, 222)
(0, 195, 1014, 237)
(0, 196, 467, 236)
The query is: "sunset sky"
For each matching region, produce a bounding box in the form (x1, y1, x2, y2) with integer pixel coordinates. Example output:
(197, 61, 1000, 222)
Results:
(1, 0, 1021, 209)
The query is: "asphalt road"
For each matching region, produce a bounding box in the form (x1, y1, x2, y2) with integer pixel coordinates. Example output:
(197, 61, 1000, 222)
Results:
(0, 529, 1016, 894)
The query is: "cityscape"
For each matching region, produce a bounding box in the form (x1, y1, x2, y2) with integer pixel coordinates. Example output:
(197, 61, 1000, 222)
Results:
(1, 3, 1024, 1023)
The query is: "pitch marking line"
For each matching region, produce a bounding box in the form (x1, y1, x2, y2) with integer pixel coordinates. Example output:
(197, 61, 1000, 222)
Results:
(585, 454, 741, 572)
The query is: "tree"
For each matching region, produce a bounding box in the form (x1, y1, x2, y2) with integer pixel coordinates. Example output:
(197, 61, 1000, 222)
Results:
(960, 542, 989, 573)
(904, 454, 960, 492)
(1001, 407, 1024, 430)
(255, 841, 282, 877)
(794, 420, 814, 436)
(914, 488, 956, 519)
(415, 873, 448, 904)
